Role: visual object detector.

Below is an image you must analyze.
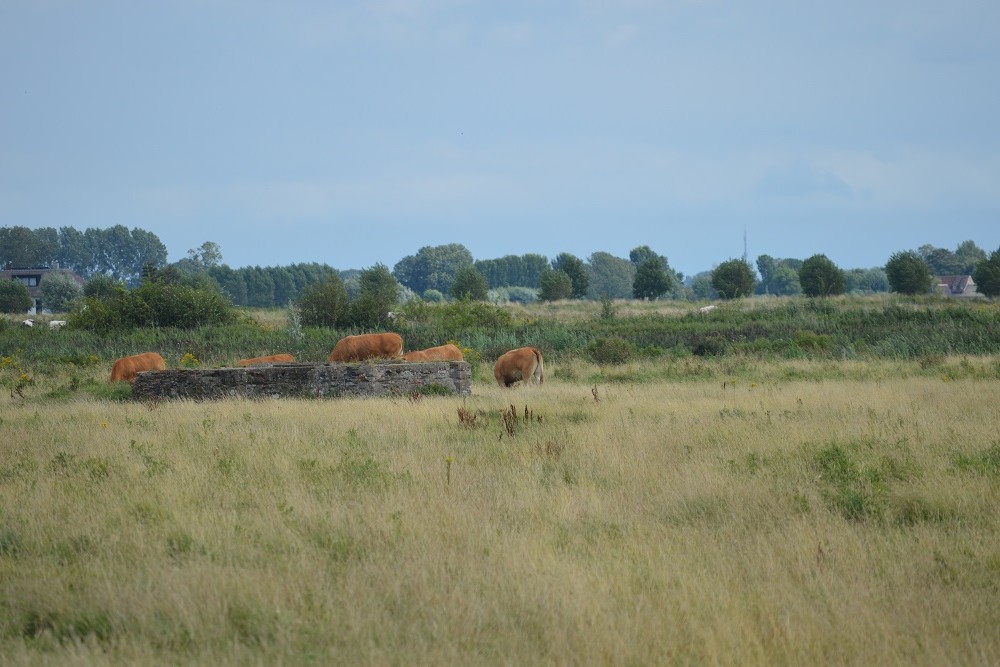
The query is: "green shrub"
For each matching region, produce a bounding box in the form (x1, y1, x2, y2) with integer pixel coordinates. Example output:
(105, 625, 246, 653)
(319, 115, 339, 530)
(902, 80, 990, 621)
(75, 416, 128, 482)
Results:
(71, 273, 240, 331)
(349, 263, 399, 329)
(402, 300, 513, 331)
(0, 280, 32, 314)
(711, 259, 756, 299)
(422, 289, 445, 303)
(971, 248, 1000, 296)
(691, 335, 726, 357)
(794, 331, 833, 351)
(539, 269, 573, 301)
(450, 265, 489, 300)
(506, 286, 538, 304)
(885, 251, 934, 295)
(799, 254, 846, 297)
(39, 271, 84, 312)
(587, 336, 636, 365)
(299, 276, 350, 328)
(83, 274, 126, 299)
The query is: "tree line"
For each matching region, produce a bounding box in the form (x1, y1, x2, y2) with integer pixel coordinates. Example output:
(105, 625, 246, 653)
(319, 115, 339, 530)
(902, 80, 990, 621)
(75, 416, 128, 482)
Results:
(0, 225, 168, 284)
(699, 243, 1000, 300)
(3, 226, 1000, 318)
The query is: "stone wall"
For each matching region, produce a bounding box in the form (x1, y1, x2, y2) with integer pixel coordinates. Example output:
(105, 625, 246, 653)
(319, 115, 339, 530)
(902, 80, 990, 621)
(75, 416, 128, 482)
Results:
(131, 361, 472, 400)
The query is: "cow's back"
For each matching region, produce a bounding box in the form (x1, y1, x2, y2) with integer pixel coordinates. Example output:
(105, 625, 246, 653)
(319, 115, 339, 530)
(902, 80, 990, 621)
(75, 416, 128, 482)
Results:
(238, 353, 295, 366)
(111, 352, 167, 383)
(494, 347, 543, 387)
(402, 344, 463, 362)
(328, 333, 404, 362)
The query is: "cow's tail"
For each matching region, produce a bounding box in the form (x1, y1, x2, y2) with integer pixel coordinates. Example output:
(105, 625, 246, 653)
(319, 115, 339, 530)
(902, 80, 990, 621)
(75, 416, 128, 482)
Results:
(532, 348, 544, 384)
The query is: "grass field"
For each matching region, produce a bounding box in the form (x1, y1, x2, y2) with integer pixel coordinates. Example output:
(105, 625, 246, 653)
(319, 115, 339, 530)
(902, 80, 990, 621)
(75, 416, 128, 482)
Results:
(1, 356, 998, 665)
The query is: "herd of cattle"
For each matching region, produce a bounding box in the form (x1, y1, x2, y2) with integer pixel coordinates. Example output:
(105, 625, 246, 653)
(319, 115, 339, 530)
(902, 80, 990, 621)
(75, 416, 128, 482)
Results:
(108, 332, 545, 389)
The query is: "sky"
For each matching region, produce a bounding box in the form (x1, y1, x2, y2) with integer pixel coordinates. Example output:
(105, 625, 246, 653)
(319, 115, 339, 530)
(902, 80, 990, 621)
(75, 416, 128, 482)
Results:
(2, 0, 999, 279)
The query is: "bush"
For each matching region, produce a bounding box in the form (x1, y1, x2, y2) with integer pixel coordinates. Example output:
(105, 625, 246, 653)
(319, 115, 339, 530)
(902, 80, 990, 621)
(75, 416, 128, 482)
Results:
(711, 259, 756, 299)
(450, 265, 488, 301)
(587, 336, 636, 365)
(397, 300, 516, 352)
(0, 280, 32, 313)
(539, 269, 573, 301)
(422, 289, 445, 303)
(506, 286, 539, 304)
(552, 253, 589, 298)
(84, 275, 126, 299)
(799, 254, 846, 297)
(633, 258, 672, 300)
(971, 248, 1000, 297)
(794, 331, 834, 351)
(488, 286, 540, 305)
(71, 274, 241, 331)
(133, 280, 239, 328)
(299, 275, 350, 327)
(349, 264, 399, 329)
(691, 335, 726, 357)
(886, 251, 934, 295)
(39, 271, 84, 312)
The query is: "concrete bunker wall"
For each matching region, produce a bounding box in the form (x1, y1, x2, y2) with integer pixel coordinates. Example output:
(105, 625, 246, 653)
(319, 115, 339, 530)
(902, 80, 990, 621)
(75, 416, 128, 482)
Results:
(131, 361, 472, 400)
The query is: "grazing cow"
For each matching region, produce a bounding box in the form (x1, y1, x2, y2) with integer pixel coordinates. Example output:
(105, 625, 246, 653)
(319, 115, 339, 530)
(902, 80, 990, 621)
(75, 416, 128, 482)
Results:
(237, 353, 295, 366)
(402, 344, 464, 362)
(327, 333, 404, 363)
(110, 352, 167, 383)
(494, 347, 544, 387)
(21, 319, 34, 328)
(49, 320, 67, 330)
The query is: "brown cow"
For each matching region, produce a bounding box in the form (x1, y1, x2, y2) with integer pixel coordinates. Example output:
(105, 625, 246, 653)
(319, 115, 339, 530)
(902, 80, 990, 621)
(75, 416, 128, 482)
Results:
(494, 347, 544, 387)
(237, 353, 295, 366)
(110, 352, 167, 383)
(328, 333, 404, 363)
(402, 344, 464, 362)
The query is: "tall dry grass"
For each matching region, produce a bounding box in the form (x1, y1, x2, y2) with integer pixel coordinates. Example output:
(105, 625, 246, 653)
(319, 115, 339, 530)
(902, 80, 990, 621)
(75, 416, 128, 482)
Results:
(1, 372, 998, 665)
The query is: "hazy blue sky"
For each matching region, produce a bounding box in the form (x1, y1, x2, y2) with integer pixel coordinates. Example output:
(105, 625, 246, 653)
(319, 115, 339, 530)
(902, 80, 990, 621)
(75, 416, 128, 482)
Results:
(3, 1, 998, 278)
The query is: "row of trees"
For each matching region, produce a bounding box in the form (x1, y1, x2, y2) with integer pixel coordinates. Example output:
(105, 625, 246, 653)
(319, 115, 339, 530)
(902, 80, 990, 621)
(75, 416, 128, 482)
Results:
(750, 256, 889, 297)
(0, 225, 168, 284)
(702, 247, 1000, 300)
(204, 263, 342, 308)
(389, 244, 683, 302)
(150, 241, 346, 308)
(4, 227, 999, 313)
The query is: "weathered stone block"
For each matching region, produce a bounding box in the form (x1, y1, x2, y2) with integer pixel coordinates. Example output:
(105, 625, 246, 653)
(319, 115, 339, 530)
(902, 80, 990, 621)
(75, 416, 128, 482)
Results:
(131, 361, 472, 401)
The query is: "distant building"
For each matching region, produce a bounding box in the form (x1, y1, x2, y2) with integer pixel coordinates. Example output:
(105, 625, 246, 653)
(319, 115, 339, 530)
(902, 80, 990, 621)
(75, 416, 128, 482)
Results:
(0, 263, 86, 314)
(934, 275, 979, 298)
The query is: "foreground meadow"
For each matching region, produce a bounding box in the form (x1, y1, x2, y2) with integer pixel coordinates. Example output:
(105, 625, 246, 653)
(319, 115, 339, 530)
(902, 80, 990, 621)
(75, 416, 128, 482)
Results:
(1, 363, 999, 665)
